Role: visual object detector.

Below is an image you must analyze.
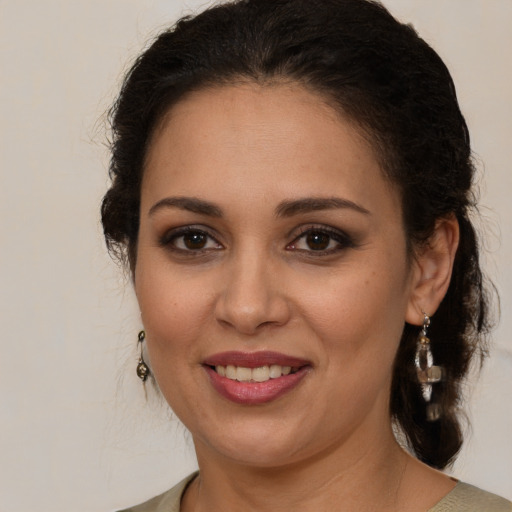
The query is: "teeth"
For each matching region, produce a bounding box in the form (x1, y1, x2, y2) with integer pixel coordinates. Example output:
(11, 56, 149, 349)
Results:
(269, 364, 282, 379)
(226, 365, 237, 380)
(252, 366, 270, 382)
(214, 364, 297, 382)
(236, 366, 252, 382)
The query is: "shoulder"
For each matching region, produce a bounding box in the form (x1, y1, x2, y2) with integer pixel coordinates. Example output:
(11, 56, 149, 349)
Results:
(429, 481, 512, 512)
(116, 472, 198, 512)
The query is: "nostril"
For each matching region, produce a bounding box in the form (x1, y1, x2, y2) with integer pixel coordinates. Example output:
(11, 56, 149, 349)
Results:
(214, 269, 291, 333)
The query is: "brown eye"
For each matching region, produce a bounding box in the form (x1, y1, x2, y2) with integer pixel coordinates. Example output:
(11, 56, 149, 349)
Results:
(306, 231, 331, 250)
(183, 232, 208, 250)
(162, 228, 223, 252)
(286, 226, 354, 254)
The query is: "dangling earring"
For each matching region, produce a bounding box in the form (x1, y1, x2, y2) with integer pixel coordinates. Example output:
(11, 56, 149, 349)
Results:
(136, 330, 150, 382)
(414, 313, 443, 421)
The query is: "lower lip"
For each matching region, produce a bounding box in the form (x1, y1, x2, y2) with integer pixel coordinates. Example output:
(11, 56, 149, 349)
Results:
(204, 366, 310, 405)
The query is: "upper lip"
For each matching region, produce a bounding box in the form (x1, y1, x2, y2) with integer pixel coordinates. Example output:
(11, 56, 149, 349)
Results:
(203, 351, 311, 368)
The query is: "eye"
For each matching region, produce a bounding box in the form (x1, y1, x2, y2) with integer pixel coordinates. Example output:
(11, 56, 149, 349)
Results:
(303, 231, 332, 251)
(161, 227, 223, 252)
(287, 227, 353, 253)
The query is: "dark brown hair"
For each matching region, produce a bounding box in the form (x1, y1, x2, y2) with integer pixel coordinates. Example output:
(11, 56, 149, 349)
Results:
(102, 0, 492, 468)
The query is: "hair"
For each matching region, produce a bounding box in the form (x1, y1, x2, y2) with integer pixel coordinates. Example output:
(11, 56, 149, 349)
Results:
(101, 0, 493, 469)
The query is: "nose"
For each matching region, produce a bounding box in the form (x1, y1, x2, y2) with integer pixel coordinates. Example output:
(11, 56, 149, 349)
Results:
(214, 250, 291, 335)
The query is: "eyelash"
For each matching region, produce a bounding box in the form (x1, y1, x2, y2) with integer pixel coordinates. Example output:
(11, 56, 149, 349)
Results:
(159, 225, 355, 256)
(286, 225, 355, 255)
(159, 226, 222, 254)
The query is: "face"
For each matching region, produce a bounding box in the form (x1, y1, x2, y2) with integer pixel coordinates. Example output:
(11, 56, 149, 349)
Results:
(135, 83, 418, 468)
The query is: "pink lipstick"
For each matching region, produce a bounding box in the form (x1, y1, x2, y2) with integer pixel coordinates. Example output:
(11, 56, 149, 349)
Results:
(203, 351, 311, 405)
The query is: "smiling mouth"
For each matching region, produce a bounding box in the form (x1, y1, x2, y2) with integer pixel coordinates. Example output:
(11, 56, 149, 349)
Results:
(203, 351, 311, 404)
(211, 364, 300, 382)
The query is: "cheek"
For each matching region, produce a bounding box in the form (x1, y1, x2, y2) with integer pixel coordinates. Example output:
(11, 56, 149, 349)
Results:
(291, 268, 408, 428)
(135, 256, 213, 363)
(300, 267, 407, 327)
(292, 254, 410, 368)
(135, 265, 214, 418)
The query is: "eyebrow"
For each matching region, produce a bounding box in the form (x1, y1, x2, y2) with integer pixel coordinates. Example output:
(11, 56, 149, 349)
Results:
(149, 197, 223, 217)
(275, 197, 370, 217)
(148, 195, 370, 218)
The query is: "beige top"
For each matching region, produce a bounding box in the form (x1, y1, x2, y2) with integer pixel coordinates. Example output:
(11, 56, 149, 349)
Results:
(119, 472, 512, 512)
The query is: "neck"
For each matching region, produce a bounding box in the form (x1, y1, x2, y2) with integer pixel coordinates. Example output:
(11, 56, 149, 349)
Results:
(184, 423, 410, 512)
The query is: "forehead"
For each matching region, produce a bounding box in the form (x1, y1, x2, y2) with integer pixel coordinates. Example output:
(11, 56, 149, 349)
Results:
(142, 83, 400, 216)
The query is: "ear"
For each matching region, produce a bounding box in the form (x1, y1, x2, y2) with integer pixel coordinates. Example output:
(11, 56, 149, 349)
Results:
(405, 215, 460, 326)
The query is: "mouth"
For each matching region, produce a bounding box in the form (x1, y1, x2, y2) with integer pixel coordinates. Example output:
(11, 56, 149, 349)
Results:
(203, 351, 311, 405)
(211, 364, 299, 382)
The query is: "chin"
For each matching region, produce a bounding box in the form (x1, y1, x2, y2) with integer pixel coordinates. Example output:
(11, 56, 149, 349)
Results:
(193, 418, 315, 468)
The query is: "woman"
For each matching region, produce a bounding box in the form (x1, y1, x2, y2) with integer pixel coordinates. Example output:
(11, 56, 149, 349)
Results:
(102, 0, 511, 510)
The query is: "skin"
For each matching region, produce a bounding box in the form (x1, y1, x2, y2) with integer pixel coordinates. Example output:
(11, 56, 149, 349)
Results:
(135, 83, 459, 511)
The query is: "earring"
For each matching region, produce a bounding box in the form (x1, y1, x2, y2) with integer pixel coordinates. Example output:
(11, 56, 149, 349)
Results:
(414, 313, 443, 421)
(136, 330, 150, 382)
